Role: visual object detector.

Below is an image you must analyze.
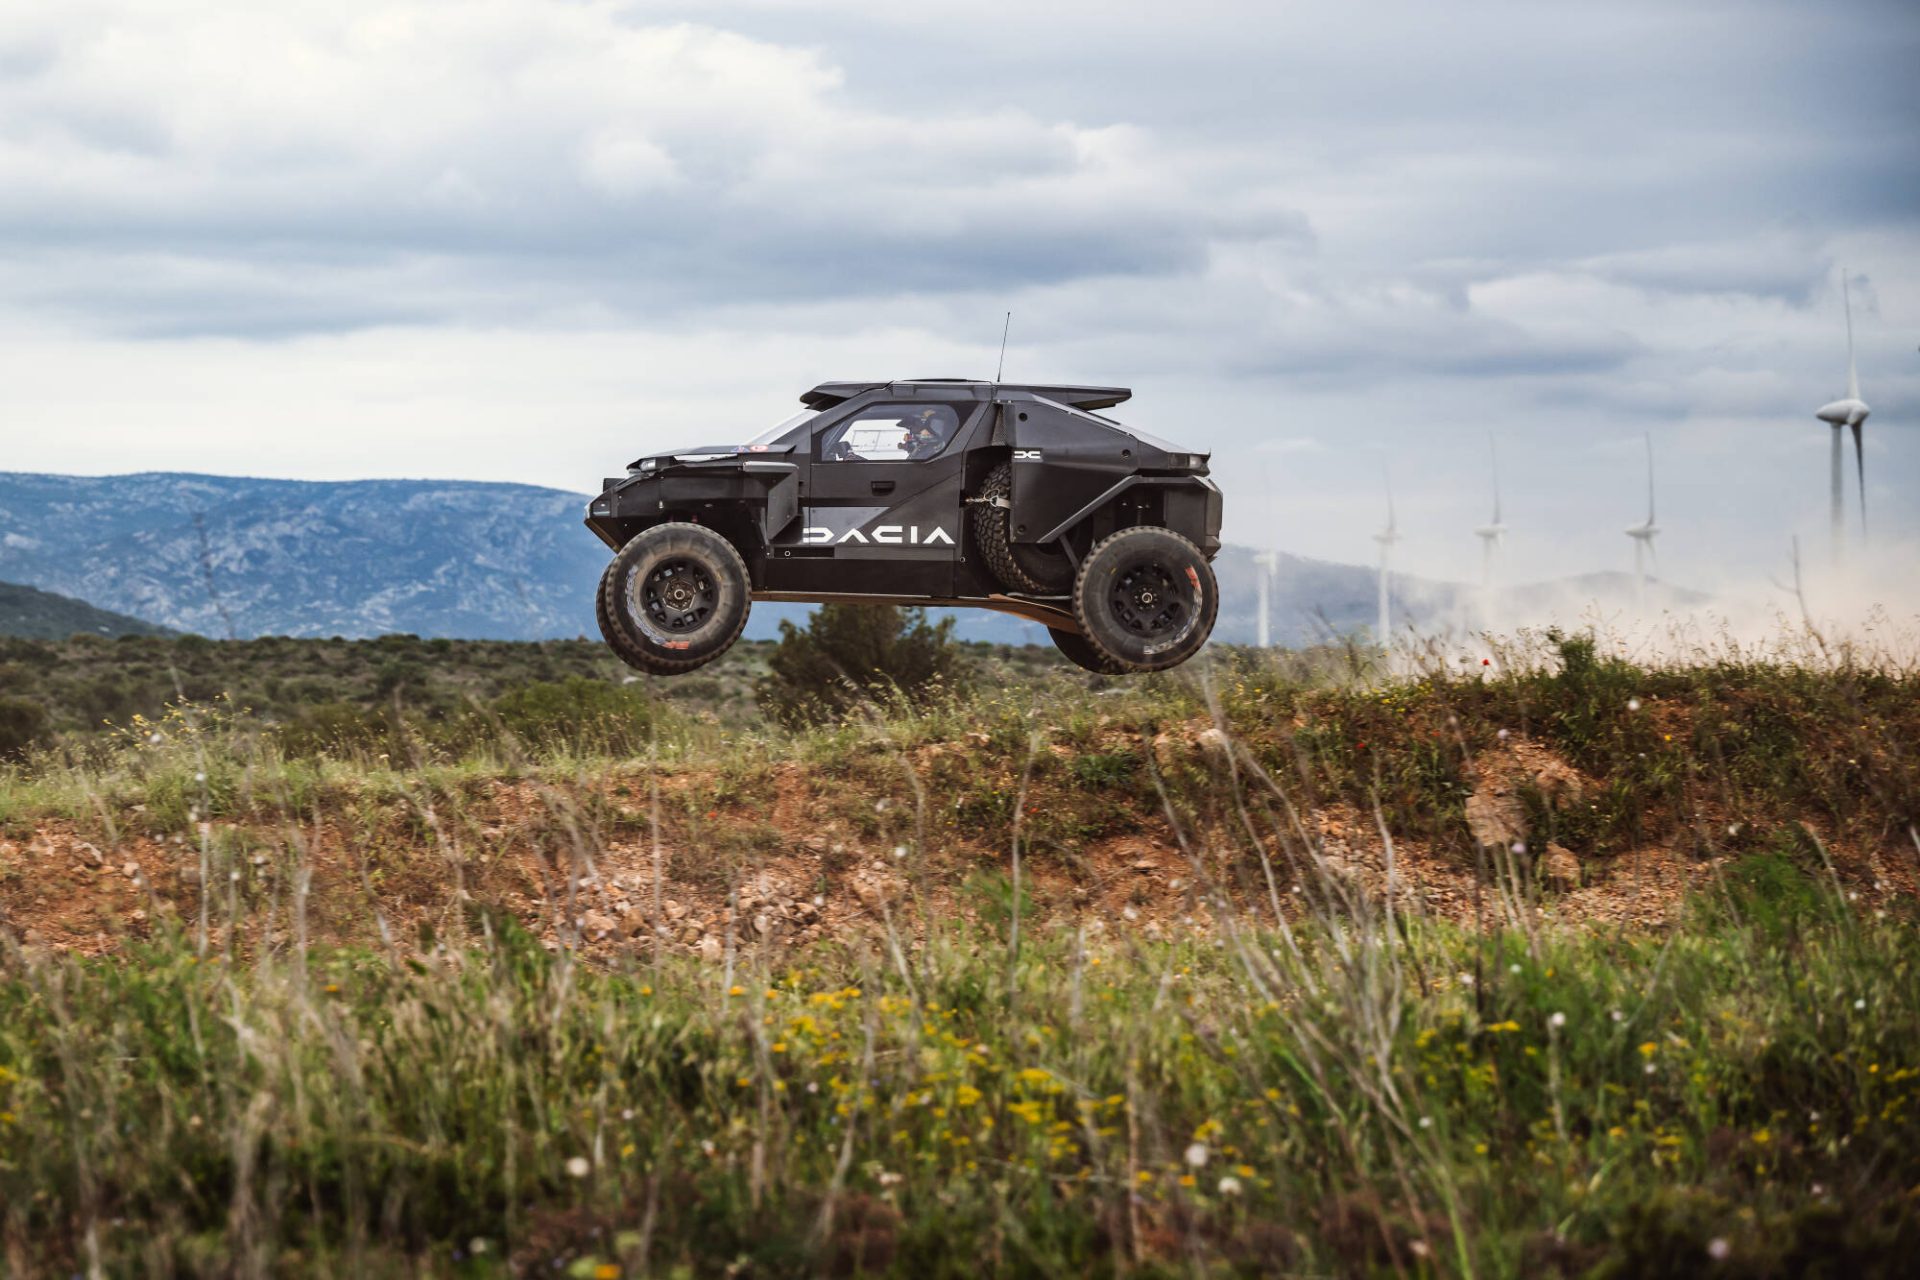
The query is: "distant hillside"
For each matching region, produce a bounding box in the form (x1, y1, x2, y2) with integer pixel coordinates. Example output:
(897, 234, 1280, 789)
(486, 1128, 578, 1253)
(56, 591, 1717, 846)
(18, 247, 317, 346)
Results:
(0, 472, 602, 642)
(0, 471, 1697, 645)
(0, 579, 172, 640)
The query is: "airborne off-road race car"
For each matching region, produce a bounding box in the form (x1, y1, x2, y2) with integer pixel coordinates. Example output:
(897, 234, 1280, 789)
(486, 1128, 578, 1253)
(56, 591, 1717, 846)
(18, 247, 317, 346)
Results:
(585, 379, 1222, 675)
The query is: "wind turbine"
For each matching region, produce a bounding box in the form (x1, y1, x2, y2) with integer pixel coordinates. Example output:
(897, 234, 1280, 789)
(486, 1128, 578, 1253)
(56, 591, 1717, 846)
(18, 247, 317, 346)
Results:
(1373, 477, 1401, 647)
(1253, 549, 1279, 648)
(1623, 433, 1659, 604)
(1814, 269, 1870, 561)
(1473, 435, 1507, 595)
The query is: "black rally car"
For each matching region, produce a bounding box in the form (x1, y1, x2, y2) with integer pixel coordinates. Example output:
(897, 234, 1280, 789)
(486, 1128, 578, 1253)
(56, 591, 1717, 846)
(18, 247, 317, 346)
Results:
(585, 379, 1222, 675)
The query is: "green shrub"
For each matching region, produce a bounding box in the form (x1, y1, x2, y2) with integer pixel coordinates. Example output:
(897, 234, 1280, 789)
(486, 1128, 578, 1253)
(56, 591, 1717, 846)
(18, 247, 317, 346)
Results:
(756, 604, 966, 726)
(1710, 844, 1832, 942)
(274, 700, 410, 762)
(0, 694, 49, 760)
(1541, 630, 1649, 768)
(1069, 749, 1137, 789)
(485, 676, 662, 756)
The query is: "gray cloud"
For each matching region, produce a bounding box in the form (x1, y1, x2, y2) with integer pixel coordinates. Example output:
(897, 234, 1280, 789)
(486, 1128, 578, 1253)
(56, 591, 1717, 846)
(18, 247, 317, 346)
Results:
(0, 4, 1309, 334)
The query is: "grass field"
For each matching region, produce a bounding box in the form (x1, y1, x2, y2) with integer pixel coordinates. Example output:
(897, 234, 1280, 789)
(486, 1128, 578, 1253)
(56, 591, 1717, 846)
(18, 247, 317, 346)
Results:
(1, 627, 1917, 1276)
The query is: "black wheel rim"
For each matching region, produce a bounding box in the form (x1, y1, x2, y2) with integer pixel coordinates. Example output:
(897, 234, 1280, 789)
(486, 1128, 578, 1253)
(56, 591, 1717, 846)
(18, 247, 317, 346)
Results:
(638, 558, 716, 632)
(1109, 561, 1187, 639)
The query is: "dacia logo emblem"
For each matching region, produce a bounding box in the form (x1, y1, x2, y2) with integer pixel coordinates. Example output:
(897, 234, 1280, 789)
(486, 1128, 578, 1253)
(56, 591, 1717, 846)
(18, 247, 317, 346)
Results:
(801, 525, 956, 546)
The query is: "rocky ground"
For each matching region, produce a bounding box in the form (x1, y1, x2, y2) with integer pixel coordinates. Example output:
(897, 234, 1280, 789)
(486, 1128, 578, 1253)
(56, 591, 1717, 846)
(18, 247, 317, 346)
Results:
(5, 723, 1911, 961)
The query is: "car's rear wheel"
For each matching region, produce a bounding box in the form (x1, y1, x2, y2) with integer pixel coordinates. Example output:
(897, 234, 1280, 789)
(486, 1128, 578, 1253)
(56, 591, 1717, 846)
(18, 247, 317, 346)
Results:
(600, 523, 751, 675)
(1048, 627, 1129, 675)
(1071, 527, 1217, 673)
(972, 462, 1075, 595)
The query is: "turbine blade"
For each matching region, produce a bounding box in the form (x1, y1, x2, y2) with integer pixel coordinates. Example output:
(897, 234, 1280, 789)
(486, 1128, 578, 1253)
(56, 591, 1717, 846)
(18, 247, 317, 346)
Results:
(1844, 270, 1861, 401)
(1852, 420, 1866, 534)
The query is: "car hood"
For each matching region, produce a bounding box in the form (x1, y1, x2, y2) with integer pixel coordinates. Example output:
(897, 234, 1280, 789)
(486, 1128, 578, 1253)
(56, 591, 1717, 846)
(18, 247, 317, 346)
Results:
(625, 443, 793, 470)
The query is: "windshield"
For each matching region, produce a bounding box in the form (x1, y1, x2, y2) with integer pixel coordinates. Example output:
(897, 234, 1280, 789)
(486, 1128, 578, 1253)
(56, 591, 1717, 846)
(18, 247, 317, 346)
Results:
(744, 409, 817, 448)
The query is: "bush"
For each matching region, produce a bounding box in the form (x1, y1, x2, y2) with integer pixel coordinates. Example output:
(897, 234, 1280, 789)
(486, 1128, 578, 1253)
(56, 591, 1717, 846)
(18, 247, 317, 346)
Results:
(755, 604, 965, 726)
(273, 700, 409, 762)
(0, 694, 49, 759)
(486, 677, 662, 756)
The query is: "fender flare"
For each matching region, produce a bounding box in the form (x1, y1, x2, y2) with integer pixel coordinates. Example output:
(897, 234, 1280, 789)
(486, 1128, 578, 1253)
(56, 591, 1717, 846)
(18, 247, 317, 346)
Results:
(1035, 474, 1221, 547)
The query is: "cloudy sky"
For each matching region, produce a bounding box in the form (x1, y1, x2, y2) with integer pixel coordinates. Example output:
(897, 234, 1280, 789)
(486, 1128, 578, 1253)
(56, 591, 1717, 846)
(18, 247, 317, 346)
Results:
(3, 0, 1917, 595)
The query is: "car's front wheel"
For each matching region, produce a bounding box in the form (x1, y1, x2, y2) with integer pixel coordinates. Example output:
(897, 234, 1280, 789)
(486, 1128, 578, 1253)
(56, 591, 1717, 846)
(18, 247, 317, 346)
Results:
(600, 523, 752, 675)
(1071, 527, 1217, 673)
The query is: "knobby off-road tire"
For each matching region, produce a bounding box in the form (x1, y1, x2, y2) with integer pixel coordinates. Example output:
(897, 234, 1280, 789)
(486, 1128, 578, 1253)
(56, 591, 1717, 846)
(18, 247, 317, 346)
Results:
(1071, 527, 1218, 673)
(599, 523, 752, 675)
(595, 558, 654, 672)
(1047, 627, 1130, 675)
(971, 462, 1075, 595)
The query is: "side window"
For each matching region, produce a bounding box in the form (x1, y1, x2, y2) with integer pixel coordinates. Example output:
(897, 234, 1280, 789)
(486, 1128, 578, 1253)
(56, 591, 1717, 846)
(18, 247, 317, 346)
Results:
(817, 403, 964, 463)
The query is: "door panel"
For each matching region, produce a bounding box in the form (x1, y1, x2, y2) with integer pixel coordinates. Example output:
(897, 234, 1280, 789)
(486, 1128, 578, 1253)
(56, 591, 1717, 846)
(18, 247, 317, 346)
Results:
(764, 401, 974, 596)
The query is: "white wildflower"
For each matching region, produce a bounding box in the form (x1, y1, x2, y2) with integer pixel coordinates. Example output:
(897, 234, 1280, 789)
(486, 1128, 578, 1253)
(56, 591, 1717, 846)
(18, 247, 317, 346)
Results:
(1217, 1175, 1243, 1196)
(1184, 1142, 1209, 1169)
(1548, 1012, 1566, 1030)
(1707, 1237, 1730, 1261)
(564, 1156, 591, 1179)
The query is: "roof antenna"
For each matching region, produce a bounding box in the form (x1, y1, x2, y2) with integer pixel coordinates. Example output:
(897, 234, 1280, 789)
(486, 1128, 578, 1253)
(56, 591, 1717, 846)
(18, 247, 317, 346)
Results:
(995, 311, 1012, 383)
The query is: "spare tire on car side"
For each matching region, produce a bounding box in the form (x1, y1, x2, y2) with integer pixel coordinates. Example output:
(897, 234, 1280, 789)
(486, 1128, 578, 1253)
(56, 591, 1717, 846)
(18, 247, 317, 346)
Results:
(600, 523, 752, 675)
(971, 462, 1075, 595)
(1071, 527, 1218, 673)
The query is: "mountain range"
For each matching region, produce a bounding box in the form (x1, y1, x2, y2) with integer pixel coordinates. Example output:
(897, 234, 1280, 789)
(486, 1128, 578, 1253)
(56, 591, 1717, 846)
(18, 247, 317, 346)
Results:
(0, 471, 1698, 645)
